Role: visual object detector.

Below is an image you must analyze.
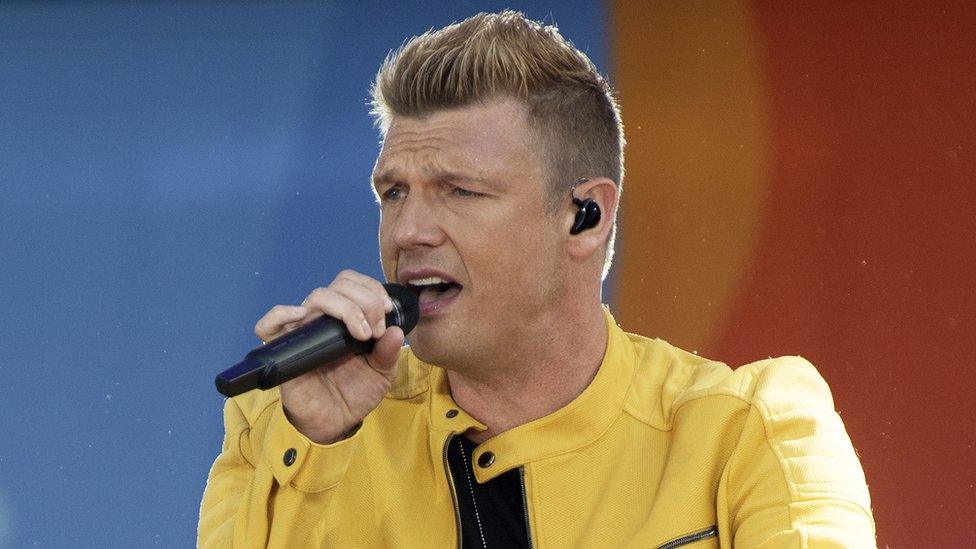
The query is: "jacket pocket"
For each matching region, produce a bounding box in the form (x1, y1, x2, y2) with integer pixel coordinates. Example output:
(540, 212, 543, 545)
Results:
(654, 525, 718, 549)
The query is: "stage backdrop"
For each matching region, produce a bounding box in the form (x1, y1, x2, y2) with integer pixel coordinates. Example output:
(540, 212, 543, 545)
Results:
(2, 1, 972, 547)
(0, 2, 606, 547)
(612, 1, 976, 547)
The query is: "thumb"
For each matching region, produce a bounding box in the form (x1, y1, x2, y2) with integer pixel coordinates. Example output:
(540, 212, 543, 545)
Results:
(367, 325, 404, 375)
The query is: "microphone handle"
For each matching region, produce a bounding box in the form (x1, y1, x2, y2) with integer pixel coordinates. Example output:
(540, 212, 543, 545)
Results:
(215, 312, 388, 398)
(255, 314, 376, 387)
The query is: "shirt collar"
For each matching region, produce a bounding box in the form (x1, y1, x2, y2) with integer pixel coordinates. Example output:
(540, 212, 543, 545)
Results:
(423, 307, 638, 483)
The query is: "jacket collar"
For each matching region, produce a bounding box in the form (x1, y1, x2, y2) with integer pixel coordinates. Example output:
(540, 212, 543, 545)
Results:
(422, 307, 638, 483)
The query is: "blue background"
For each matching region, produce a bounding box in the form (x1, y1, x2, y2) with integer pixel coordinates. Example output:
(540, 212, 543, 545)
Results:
(0, 2, 607, 546)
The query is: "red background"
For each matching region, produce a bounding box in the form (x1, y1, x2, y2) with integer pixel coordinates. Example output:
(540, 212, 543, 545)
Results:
(613, 2, 976, 546)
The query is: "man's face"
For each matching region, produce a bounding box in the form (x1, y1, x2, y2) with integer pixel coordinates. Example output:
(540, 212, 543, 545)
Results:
(372, 98, 565, 368)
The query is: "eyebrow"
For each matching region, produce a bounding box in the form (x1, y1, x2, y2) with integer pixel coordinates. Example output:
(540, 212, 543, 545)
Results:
(370, 169, 401, 188)
(371, 167, 495, 189)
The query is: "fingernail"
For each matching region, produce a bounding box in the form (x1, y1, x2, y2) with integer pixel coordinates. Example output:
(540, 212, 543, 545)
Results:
(384, 297, 394, 312)
(374, 320, 386, 337)
(361, 318, 372, 337)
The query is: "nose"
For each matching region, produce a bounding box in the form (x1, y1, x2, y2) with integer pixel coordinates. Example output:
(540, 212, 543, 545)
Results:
(390, 192, 445, 250)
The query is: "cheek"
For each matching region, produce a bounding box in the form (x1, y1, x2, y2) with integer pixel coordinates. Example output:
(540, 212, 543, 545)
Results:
(471, 221, 556, 281)
(378, 222, 397, 279)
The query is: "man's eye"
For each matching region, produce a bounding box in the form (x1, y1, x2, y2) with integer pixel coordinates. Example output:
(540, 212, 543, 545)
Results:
(452, 186, 483, 198)
(381, 186, 404, 201)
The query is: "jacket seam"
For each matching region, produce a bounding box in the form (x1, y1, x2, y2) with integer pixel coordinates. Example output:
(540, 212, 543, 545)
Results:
(517, 407, 628, 464)
(621, 407, 668, 431)
(294, 475, 345, 494)
(246, 398, 281, 467)
(756, 396, 874, 547)
(385, 352, 431, 400)
(207, 461, 251, 484)
(723, 398, 756, 544)
(236, 428, 256, 468)
(669, 389, 752, 425)
(199, 462, 252, 516)
(620, 348, 673, 431)
(240, 395, 280, 427)
(753, 400, 799, 533)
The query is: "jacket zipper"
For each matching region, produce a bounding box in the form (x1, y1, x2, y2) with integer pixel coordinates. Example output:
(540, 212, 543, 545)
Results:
(655, 525, 718, 549)
(519, 466, 534, 549)
(442, 433, 462, 549)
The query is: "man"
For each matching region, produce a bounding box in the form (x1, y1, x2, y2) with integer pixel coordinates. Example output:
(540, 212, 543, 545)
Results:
(199, 11, 875, 548)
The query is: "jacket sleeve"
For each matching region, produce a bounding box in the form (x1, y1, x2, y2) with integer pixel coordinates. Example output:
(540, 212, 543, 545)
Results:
(197, 394, 362, 548)
(723, 357, 876, 548)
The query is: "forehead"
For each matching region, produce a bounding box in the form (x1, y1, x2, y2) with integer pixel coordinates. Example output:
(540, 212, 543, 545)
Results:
(372, 98, 540, 184)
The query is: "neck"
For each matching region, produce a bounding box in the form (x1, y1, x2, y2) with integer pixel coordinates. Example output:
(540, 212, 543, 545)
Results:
(446, 295, 609, 443)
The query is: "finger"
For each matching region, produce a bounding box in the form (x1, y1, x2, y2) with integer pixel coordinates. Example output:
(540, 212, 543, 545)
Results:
(334, 269, 394, 313)
(255, 305, 308, 342)
(365, 326, 404, 377)
(302, 287, 374, 340)
(330, 277, 389, 338)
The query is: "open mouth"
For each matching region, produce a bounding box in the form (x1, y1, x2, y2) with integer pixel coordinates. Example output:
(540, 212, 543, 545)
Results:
(404, 276, 463, 313)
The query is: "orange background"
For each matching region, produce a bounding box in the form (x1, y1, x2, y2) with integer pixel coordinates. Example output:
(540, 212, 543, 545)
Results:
(612, 2, 976, 547)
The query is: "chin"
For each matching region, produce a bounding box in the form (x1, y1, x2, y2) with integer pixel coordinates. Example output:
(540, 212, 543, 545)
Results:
(407, 326, 463, 368)
(407, 331, 446, 366)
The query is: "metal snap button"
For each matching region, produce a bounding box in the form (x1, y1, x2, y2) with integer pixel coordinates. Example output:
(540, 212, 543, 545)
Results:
(477, 451, 495, 468)
(446, 409, 459, 418)
(283, 447, 297, 467)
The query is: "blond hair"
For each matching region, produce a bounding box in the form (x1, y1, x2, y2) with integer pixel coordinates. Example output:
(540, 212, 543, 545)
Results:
(370, 10, 624, 276)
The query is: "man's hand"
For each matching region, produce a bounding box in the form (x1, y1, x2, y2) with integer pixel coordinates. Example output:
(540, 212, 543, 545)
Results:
(254, 270, 404, 444)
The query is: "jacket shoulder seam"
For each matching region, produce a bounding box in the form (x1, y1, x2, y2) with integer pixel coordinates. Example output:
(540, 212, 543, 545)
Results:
(670, 387, 752, 419)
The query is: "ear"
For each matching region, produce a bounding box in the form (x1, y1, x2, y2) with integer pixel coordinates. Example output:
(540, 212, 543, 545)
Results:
(566, 177, 618, 261)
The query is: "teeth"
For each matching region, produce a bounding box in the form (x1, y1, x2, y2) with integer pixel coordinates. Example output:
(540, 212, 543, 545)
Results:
(408, 276, 446, 286)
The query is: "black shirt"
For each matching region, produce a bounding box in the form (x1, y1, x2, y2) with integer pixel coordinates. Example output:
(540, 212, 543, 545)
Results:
(446, 434, 532, 548)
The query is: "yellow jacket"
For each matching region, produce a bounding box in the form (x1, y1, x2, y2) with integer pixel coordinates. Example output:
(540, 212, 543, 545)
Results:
(199, 312, 875, 548)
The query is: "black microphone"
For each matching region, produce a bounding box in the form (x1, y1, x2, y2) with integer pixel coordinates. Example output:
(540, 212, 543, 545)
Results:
(215, 283, 419, 398)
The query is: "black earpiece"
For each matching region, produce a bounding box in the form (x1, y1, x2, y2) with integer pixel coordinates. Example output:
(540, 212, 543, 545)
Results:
(570, 196, 601, 235)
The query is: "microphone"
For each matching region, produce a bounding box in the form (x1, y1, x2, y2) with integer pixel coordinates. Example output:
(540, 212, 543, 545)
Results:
(215, 283, 419, 398)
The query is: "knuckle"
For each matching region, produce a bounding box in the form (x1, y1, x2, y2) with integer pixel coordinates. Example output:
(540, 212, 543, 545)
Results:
(308, 287, 332, 304)
(332, 278, 354, 290)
